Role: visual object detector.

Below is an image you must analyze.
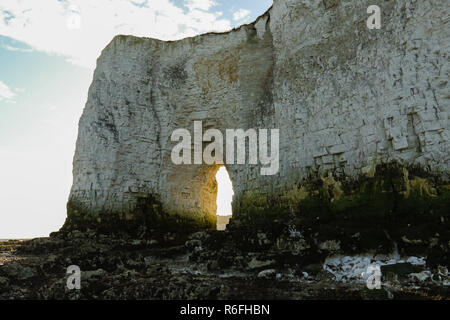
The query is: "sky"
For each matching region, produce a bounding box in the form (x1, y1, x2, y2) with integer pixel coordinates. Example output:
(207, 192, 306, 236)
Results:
(0, 0, 272, 239)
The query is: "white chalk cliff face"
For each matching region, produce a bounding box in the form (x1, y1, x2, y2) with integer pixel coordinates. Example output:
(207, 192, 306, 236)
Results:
(66, 0, 449, 231)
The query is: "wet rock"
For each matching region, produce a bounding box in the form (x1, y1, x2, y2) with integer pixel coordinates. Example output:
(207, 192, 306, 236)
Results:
(303, 263, 323, 276)
(409, 271, 432, 283)
(163, 234, 174, 242)
(45, 254, 58, 264)
(232, 255, 246, 268)
(189, 232, 210, 241)
(42, 254, 64, 273)
(381, 263, 425, 279)
(256, 233, 271, 246)
(207, 260, 219, 271)
(431, 266, 450, 284)
(361, 288, 393, 300)
(1, 223, 449, 300)
(131, 240, 143, 246)
(68, 230, 84, 239)
(318, 240, 341, 253)
(401, 236, 424, 245)
(275, 236, 310, 256)
(83, 269, 107, 281)
(0, 263, 36, 281)
(185, 239, 202, 250)
(247, 258, 275, 270)
(316, 269, 335, 281)
(257, 269, 276, 278)
(438, 266, 448, 277)
(0, 276, 9, 291)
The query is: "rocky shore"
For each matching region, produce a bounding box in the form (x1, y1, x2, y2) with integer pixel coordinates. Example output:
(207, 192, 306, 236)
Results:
(1, 218, 449, 300)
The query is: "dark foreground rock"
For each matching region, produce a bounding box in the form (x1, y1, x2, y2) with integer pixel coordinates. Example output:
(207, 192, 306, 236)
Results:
(0, 223, 449, 300)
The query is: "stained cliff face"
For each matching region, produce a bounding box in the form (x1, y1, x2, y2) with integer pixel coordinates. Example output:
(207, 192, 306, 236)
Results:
(65, 0, 449, 233)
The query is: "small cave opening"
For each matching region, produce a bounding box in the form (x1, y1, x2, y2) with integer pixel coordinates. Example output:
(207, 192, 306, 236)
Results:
(215, 166, 234, 231)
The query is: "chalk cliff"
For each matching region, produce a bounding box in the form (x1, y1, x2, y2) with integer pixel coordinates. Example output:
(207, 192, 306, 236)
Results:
(65, 0, 449, 233)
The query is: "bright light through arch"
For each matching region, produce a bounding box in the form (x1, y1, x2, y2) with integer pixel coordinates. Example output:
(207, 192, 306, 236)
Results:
(215, 166, 234, 216)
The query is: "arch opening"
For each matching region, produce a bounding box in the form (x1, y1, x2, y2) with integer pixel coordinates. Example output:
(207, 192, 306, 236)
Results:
(215, 166, 234, 231)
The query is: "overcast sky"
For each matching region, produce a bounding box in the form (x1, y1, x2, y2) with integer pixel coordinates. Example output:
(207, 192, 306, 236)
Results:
(0, 0, 271, 239)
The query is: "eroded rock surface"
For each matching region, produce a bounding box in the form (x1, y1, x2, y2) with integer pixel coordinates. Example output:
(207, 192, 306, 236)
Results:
(1, 222, 449, 300)
(65, 0, 449, 232)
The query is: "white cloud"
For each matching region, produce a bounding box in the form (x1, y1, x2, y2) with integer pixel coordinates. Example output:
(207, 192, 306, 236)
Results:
(0, 80, 15, 102)
(185, 0, 217, 11)
(2, 44, 33, 52)
(0, 0, 231, 69)
(233, 8, 250, 21)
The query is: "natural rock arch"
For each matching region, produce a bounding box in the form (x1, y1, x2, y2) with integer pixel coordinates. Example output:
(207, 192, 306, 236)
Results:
(63, 0, 449, 234)
(163, 163, 223, 228)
